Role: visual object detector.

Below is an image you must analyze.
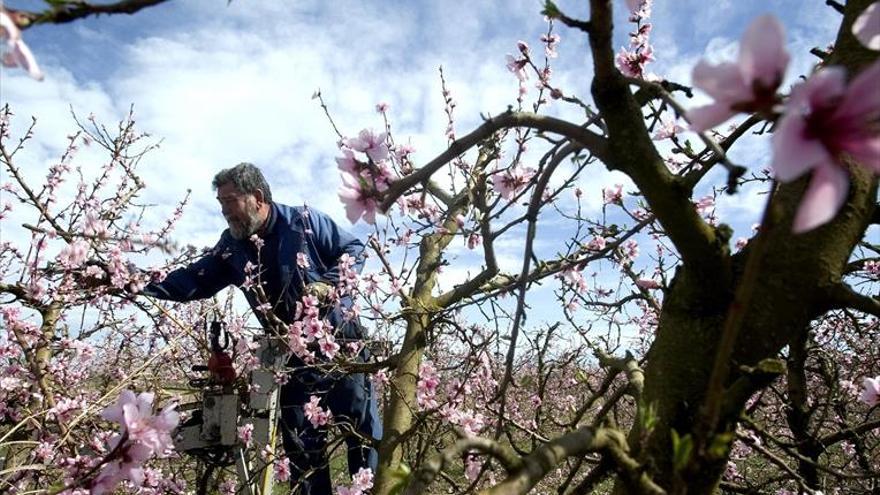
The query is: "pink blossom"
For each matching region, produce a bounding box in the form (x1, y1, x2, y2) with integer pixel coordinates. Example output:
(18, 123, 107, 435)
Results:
(561, 267, 588, 293)
(861, 376, 880, 407)
(344, 129, 389, 163)
(304, 318, 326, 341)
(351, 467, 374, 492)
(219, 479, 238, 495)
(467, 233, 481, 250)
(338, 467, 374, 494)
(288, 323, 314, 361)
(626, 0, 653, 21)
(373, 369, 389, 386)
(588, 236, 607, 251)
(603, 184, 624, 205)
(619, 240, 640, 265)
(771, 62, 880, 233)
(32, 440, 55, 463)
(336, 149, 359, 175)
(93, 390, 179, 494)
(417, 361, 441, 410)
(636, 278, 661, 290)
(694, 195, 715, 215)
(454, 214, 466, 228)
(304, 395, 332, 427)
(465, 454, 481, 482)
(296, 252, 310, 269)
(90, 443, 152, 494)
(853, 2, 880, 50)
(57, 240, 90, 269)
(506, 54, 529, 81)
(630, 23, 652, 47)
(615, 44, 654, 78)
(375, 101, 390, 113)
(274, 456, 291, 482)
(458, 410, 485, 436)
(865, 260, 880, 279)
(492, 164, 536, 200)
(0, 8, 43, 80)
(83, 211, 108, 238)
(102, 390, 178, 455)
(338, 171, 379, 225)
(686, 15, 789, 132)
(652, 119, 685, 140)
(394, 142, 415, 161)
(238, 423, 254, 447)
(319, 334, 340, 359)
(540, 33, 560, 58)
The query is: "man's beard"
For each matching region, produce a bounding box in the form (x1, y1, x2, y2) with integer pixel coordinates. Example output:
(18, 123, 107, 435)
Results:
(226, 201, 262, 240)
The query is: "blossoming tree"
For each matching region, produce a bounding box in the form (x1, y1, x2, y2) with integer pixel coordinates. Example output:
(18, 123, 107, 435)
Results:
(1, 0, 878, 494)
(328, 1, 880, 494)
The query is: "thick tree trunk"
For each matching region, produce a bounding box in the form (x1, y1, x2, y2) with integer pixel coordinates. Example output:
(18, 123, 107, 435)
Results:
(607, 1, 879, 492)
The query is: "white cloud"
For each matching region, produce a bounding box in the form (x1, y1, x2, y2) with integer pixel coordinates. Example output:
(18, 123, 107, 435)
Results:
(0, 0, 841, 329)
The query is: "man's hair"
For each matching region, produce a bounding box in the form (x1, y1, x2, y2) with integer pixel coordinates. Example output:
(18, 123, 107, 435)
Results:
(212, 162, 273, 203)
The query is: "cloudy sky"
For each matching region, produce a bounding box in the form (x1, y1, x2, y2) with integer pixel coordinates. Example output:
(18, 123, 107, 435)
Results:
(0, 0, 843, 320)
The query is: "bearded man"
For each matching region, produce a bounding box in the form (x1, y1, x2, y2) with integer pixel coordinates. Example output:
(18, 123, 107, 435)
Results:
(144, 163, 382, 495)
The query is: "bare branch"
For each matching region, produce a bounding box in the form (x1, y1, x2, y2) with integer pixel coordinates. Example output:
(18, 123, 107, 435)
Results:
(12, 0, 170, 29)
(378, 112, 608, 212)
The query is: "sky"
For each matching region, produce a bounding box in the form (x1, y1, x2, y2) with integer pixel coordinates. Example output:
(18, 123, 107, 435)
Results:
(0, 0, 845, 331)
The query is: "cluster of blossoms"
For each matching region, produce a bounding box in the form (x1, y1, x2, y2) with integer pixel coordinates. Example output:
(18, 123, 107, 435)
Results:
(337, 129, 397, 224)
(506, 40, 531, 84)
(505, 19, 564, 103)
(615, 0, 656, 79)
(491, 163, 537, 200)
(274, 455, 291, 482)
(84, 390, 179, 494)
(337, 467, 374, 495)
(288, 293, 341, 361)
(237, 422, 254, 447)
(417, 360, 441, 410)
(303, 394, 333, 428)
(687, 6, 880, 232)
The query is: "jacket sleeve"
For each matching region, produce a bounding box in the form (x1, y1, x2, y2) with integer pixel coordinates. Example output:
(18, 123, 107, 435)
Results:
(142, 242, 235, 302)
(305, 208, 365, 282)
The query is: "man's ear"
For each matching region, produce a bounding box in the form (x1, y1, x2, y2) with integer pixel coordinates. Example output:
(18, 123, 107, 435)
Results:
(254, 188, 266, 205)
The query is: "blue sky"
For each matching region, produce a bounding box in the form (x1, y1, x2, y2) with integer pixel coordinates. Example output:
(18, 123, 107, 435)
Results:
(0, 0, 844, 330)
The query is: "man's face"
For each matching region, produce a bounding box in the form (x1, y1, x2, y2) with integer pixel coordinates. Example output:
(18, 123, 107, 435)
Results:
(216, 182, 263, 240)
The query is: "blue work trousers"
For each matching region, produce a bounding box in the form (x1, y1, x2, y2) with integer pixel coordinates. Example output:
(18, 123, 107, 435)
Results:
(278, 364, 382, 495)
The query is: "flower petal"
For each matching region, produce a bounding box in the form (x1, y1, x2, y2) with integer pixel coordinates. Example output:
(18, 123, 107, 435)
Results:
(771, 112, 830, 182)
(738, 14, 788, 86)
(692, 60, 751, 103)
(836, 59, 880, 124)
(792, 163, 850, 233)
(798, 66, 846, 111)
(853, 2, 880, 50)
(843, 136, 880, 174)
(12, 40, 43, 80)
(686, 103, 736, 132)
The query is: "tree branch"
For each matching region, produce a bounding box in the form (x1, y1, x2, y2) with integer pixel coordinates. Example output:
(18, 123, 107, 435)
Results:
(485, 427, 665, 495)
(826, 282, 880, 316)
(12, 0, 170, 29)
(586, 0, 728, 280)
(378, 112, 608, 212)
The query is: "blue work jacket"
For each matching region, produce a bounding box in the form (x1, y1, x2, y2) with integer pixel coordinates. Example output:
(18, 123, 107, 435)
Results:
(145, 203, 365, 335)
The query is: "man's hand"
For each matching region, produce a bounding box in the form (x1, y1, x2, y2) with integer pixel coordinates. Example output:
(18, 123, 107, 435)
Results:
(304, 281, 333, 302)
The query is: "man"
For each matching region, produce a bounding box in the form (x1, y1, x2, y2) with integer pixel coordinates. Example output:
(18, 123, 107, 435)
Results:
(143, 163, 381, 494)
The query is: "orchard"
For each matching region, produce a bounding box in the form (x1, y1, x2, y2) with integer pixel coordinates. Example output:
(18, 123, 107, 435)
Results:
(0, 1, 878, 494)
